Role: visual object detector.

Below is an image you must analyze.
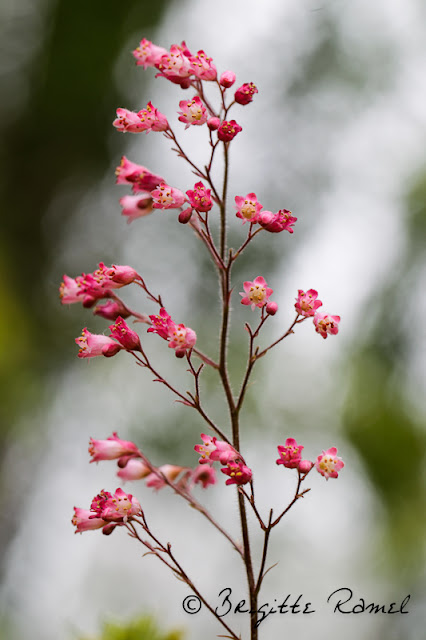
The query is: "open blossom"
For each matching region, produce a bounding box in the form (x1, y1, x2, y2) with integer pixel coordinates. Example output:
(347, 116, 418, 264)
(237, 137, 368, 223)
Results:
(168, 323, 197, 357)
(133, 38, 168, 69)
(72, 508, 105, 534)
(313, 312, 341, 339)
(235, 193, 263, 224)
(194, 434, 217, 464)
(192, 464, 217, 489)
(113, 108, 146, 133)
(96, 488, 141, 521)
(137, 101, 169, 132)
(217, 119, 242, 142)
(189, 50, 217, 81)
(186, 182, 213, 212)
(148, 307, 173, 340)
(115, 156, 164, 193)
(119, 194, 153, 223)
(276, 438, 304, 469)
(117, 458, 151, 481)
(178, 96, 208, 129)
(145, 464, 187, 490)
(109, 317, 141, 351)
(59, 274, 85, 304)
(295, 289, 323, 317)
(156, 44, 192, 85)
(258, 209, 297, 234)
(234, 82, 258, 105)
(315, 447, 344, 480)
(240, 276, 273, 310)
(75, 328, 122, 359)
(151, 183, 187, 209)
(89, 432, 139, 463)
(221, 461, 252, 486)
(210, 441, 240, 465)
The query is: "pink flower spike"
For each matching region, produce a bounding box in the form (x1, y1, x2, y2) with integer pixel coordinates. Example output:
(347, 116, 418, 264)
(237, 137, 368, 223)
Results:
(115, 156, 164, 193)
(220, 70, 236, 88)
(234, 82, 258, 105)
(194, 433, 217, 465)
(72, 507, 105, 534)
(137, 101, 169, 132)
(192, 464, 217, 488)
(217, 119, 242, 142)
(113, 108, 146, 133)
(189, 50, 217, 81)
(186, 182, 213, 212)
(178, 96, 208, 129)
(221, 461, 252, 486)
(146, 464, 186, 490)
(94, 300, 130, 321)
(75, 328, 122, 359)
(133, 38, 168, 69)
(89, 432, 139, 463)
(99, 488, 141, 521)
(109, 316, 141, 351)
(235, 193, 263, 224)
(258, 209, 297, 234)
(151, 183, 187, 209)
(148, 307, 173, 340)
(266, 301, 278, 316)
(298, 460, 314, 474)
(240, 276, 273, 310)
(313, 313, 341, 339)
(295, 289, 323, 317)
(276, 438, 304, 469)
(117, 458, 150, 481)
(315, 447, 344, 480)
(119, 194, 153, 224)
(207, 116, 220, 131)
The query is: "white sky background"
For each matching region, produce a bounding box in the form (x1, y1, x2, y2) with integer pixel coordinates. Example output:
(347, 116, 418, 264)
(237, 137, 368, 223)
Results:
(1, 0, 426, 638)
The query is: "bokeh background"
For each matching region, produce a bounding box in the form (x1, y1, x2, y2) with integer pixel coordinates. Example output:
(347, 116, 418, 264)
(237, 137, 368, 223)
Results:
(1, 0, 425, 638)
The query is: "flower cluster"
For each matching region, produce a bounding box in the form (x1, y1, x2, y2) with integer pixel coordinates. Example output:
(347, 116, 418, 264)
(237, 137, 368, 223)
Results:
(276, 438, 344, 479)
(60, 262, 140, 308)
(295, 289, 341, 339)
(194, 434, 252, 486)
(234, 193, 297, 234)
(72, 488, 141, 535)
(148, 307, 196, 357)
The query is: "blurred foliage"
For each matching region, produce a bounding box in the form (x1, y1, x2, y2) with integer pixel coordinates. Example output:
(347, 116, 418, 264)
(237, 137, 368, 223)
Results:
(78, 615, 184, 640)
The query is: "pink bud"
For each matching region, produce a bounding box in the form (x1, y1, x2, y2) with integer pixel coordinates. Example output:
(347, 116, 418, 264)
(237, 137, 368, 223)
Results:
(220, 71, 236, 88)
(207, 116, 221, 131)
(94, 300, 130, 321)
(298, 460, 314, 474)
(179, 207, 194, 224)
(266, 301, 278, 316)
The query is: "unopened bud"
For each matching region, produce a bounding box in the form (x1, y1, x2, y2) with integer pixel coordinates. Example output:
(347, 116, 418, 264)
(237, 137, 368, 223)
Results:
(220, 70, 236, 88)
(207, 116, 221, 131)
(178, 207, 193, 224)
(266, 301, 278, 316)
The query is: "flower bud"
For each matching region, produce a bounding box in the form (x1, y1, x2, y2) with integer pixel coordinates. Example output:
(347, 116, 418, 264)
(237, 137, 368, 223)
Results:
(207, 116, 221, 131)
(266, 301, 278, 316)
(179, 207, 194, 224)
(220, 71, 236, 88)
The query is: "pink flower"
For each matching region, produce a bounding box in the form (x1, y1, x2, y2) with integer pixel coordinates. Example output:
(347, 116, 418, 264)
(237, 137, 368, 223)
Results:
(72, 507, 105, 534)
(137, 101, 169, 132)
(313, 313, 341, 339)
(295, 289, 323, 317)
(178, 96, 208, 129)
(89, 432, 139, 462)
(189, 50, 217, 81)
(145, 464, 186, 490)
(235, 193, 263, 224)
(151, 183, 187, 209)
(115, 156, 164, 193)
(221, 461, 252, 486)
(156, 44, 192, 85)
(258, 209, 297, 234)
(133, 38, 168, 69)
(59, 274, 85, 304)
(194, 434, 217, 464)
(97, 488, 141, 521)
(117, 458, 151, 481)
(75, 328, 122, 359)
(119, 194, 153, 223)
(109, 317, 141, 351)
(94, 300, 131, 321)
(217, 120, 242, 142)
(168, 323, 197, 357)
(106, 264, 140, 286)
(240, 276, 273, 310)
(186, 182, 213, 212)
(113, 108, 146, 133)
(192, 464, 217, 488)
(276, 438, 304, 469)
(148, 308, 173, 340)
(220, 71, 236, 88)
(315, 447, 344, 480)
(210, 441, 240, 465)
(234, 82, 258, 105)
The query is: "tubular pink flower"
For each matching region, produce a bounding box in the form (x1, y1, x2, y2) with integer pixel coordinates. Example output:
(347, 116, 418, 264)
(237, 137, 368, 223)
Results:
(313, 313, 341, 339)
(119, 194, 153, 223)
(240, 276, 273, 310)
(258, 209, 297, 234)
(151, 183, 187, 209)
(217, 119, 242, 142)
(89, 432, 139, 463)
(186, 181, 213, 212)
(109, 316, 141, 351)
(94, 300, 130, 321)
(295, 289, 323, 317)
(117, 458, 150, 481)
(168, 323, 197, 357)
(137, 101, 169, 132)
(99, 488, 141, 521)
(210, 441, 240, 465)
(133, 38, 168, 69)
(194, 434, 217, 465)
(315, 447, 344, 480)
(221, 461, 253, 486)
(189, 50, 217, 81)
(72, 508, 105, 534)
(234, 82, 258, 105)
(145, 464, 187, 490)
(115, 156, 164, 193)
(178, 96, 208, 129)
(220, 70, 236, 88)
(105, 264, 140, 286)
(192, 464, 217, 488)
(276, 438, 304, 469)
(75, 328, 122, 359)
(113, 108, 146, 133)
(59, 274, 85, 304)
(156, 44, 192, 85)
(235, 193, 263, 224)
(148, 308, 173, 340)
